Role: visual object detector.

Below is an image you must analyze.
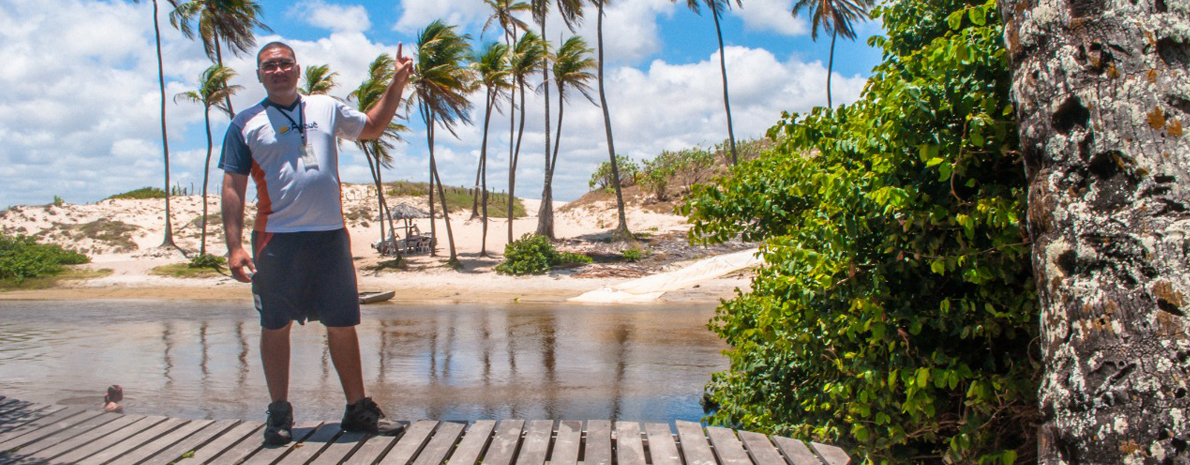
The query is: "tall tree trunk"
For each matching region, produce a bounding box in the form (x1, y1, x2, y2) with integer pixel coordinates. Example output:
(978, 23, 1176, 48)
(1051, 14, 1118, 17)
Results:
(539, 84, 568, 240)
(214, 37, 235, 115)
(471, 155, 483, 219)
(997, 1, 1190, 463)
(509, 80, 528, 242)
(596, 0, 632, 241)
(200, 105, 212, 256)
(363, 146, 387, 242)
(424, 106, 439, 257)
(712, 8, 737, 165)
(826, 28, 836, 109)
(537, 19, 555, 238)
(153, 0, 177, 249)
(481, 89, 496, 257)
(507, 28, 519, 243)
(432, 151, 458, 263)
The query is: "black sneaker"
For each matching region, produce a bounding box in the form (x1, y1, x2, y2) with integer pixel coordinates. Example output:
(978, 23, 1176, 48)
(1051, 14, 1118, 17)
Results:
(263, 400, 294, 445)
(341, 397, 405, 436)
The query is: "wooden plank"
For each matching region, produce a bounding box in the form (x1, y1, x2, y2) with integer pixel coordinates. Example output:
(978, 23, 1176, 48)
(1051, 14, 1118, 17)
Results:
(0, 407, 94, 452)
(478, 420, 524, 465)
(0, 404, 46, 431)
(809, 443, 850, 465)
(109, 419, 214, 465)
(180, 421, 263, 465)
(737, 431, 786, 465)
(132, 418, 239, 465)
(0, 407, 76, 447)
(235, 420, 324, 465)
(268, 422, 344, 465)
(550, 421, 582, 465)
(615, 422, 646, 465)
(0, 412, 121, 459)
(515, 421, 553, 465)
(444, 420, 495, 465)
(309, 430, 368, 465)
(706, 427, 752, 465)
(584, 421, 612, 465)
(369, 420, 438, 465)
(411, 422, 465, 465)
(770, 437, 820, 465)
(644, 423, 682, 465)
(75, 417, 189, 465)
(674, 421, 716, 465)
(43, 416, 169, 465)
(4, 414, 144, 465)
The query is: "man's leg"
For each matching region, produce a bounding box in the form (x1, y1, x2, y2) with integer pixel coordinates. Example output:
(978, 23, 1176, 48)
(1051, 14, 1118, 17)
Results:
(327, 325, 366, 404)
(261, 322, 293, 402)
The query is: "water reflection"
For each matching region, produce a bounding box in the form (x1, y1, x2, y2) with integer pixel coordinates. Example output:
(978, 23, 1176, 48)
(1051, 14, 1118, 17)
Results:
(0, 300, 728, 424)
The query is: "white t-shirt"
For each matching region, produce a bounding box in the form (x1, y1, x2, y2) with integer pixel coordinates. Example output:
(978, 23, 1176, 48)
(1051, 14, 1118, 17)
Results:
(219, 95, 368, 233)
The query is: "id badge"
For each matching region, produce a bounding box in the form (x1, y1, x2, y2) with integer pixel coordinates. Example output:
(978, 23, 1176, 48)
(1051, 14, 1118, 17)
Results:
(301, 143, 319, 170)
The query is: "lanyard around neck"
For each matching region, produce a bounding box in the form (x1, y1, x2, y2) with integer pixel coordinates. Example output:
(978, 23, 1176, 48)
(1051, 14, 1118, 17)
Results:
(269, 97, 306, 145)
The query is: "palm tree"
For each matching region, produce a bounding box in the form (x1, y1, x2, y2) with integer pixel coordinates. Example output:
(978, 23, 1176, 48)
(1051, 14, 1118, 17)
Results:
(133, 0, 177, 249)
(412, 20, 476, 265)
(350, 55, 411, 247)
(677, 0, 741, 164)
(791, 0, 869, 108)
(539, 36, 597, 239)
(470, 42, 513, 257)
(168, 0, 271, 113)
(506, 31, 547, 243)
(592, 0, 632, 241)
(299, 64, 339, 96)
(174, 64, 242, 257)
(531, 0, 584, 238)
(484, 0, 532, 241)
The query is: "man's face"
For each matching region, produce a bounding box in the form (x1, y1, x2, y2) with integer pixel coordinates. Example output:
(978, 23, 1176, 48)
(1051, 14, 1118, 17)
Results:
(256, 47, 300, 97)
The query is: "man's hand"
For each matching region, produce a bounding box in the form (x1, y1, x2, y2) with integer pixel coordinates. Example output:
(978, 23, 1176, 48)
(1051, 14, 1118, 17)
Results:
(393, 42, 413, 83)
(227, 246, 255, 283)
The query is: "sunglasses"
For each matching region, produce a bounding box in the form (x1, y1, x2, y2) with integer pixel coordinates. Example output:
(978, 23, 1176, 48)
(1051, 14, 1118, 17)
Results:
(259, 59, 296, 72)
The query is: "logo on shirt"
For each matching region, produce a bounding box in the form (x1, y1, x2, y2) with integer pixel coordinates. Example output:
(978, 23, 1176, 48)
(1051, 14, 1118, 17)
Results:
(279, 122, 319, 135)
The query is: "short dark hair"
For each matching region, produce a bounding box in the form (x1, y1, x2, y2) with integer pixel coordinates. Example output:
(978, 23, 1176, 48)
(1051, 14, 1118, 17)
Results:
(257, 42, 296, 66)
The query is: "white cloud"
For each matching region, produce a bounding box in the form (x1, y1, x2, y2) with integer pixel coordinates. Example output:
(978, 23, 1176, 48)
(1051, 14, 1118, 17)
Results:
(393, 0, 490, 35)
(730, 0, 808, 36)
(289, 0, 372, 34)
(568, 0, 676, 65)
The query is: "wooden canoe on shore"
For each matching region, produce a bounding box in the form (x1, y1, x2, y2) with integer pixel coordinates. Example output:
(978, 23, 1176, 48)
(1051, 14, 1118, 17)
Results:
(358, 290, 395, 304)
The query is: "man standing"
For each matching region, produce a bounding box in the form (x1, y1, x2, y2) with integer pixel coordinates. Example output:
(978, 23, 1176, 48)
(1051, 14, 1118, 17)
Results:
(219, 41, 412, 445)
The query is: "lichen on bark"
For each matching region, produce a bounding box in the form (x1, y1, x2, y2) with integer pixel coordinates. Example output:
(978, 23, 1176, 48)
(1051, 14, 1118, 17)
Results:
(997, 0, 1190, 462)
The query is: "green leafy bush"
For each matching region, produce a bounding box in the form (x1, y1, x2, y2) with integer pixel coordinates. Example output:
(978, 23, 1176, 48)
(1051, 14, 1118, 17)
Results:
(588, 154, 639, 192)
(622, 247, 644, 262)
(106, 187, 166, 200)
(0, 234, 90, 284)
(682, 0, 1039, 463)
(496, 234, 592, 275)
(188, 253, 226, 270)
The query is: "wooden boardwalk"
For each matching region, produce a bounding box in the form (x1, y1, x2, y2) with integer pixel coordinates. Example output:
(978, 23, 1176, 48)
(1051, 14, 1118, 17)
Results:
(0, 396, 850, 465)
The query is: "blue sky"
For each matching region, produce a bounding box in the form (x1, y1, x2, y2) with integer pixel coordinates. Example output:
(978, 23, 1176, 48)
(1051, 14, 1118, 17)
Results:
(0, 0, 885, 209)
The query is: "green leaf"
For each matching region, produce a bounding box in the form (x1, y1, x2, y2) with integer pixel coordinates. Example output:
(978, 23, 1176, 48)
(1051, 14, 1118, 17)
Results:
(947, 10, 964, 30)
(926, 157, 944, 167)
(968, 7, 986, 26)
(917, 368, 930, 388)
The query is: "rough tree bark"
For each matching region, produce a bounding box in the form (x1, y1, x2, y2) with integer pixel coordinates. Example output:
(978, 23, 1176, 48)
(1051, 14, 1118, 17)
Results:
(997, 0, 1190, 462)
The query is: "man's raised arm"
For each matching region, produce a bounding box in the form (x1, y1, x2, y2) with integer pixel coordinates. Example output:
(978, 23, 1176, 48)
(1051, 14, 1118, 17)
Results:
(358, 42, 415, 140)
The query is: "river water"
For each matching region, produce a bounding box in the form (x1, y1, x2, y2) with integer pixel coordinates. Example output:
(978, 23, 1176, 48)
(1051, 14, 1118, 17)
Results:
(0, 299, 728, 425)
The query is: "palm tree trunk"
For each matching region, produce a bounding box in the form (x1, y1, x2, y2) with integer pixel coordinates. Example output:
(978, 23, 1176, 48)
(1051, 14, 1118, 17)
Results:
(596, 0, 632, 241)
(509, 80, 528, 242)
(153, 0, 177, 249)
(539, 84, 568, 239)
(215, 39, 236, 115)
(424, 106, 439, 257)
(536, 19, 554, 238)
(480, 89, 496, 257)
(431, 149, 458, 263)
(506, 28, 518, 243)
(712, 8, 737, 165)
(470, 155, 483, 219)
(827, 28, 836, 109)
(200, 105, 213, 256)
(363, 146, 386, 242)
